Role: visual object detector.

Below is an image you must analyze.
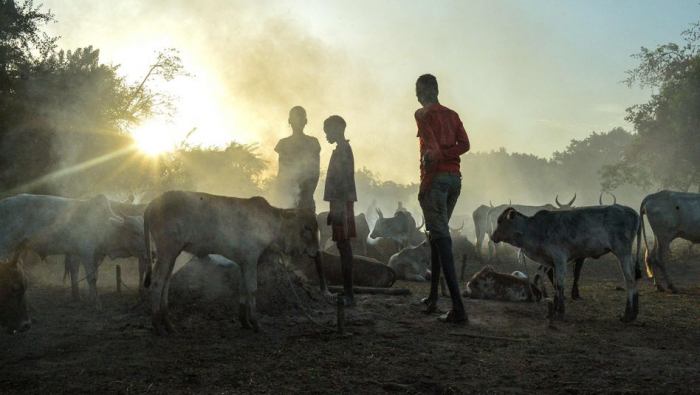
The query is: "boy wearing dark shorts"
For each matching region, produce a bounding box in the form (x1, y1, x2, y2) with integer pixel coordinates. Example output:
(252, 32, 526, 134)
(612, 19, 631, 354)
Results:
(323, 115, 357, 307)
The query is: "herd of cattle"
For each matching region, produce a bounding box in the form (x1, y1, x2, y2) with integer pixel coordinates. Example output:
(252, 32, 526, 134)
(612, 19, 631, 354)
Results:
(0, 189, 698, 335)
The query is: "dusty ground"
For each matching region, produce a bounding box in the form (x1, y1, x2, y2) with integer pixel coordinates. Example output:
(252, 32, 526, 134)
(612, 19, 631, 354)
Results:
(1, 247, 699, 395)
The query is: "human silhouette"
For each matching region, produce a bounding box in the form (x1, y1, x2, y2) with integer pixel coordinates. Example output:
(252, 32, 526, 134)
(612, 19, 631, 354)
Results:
(274, 106, 321, 212)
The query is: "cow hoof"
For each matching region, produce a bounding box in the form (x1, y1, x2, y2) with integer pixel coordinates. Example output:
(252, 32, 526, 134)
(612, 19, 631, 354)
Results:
(670, 287, 680, 294)
(571, 294, 581, 301)
(620, 313, 637, 323)
(655, 285, 666, 292)
(152, 320, 169, 337)
(421, 297, 438, 314)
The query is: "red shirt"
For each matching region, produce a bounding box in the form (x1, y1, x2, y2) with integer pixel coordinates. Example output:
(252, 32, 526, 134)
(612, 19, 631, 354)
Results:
(415, 103, 470, 193)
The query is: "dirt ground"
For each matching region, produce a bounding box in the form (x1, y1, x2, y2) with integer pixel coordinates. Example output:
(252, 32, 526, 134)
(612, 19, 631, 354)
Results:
(1, 245, 699, 395)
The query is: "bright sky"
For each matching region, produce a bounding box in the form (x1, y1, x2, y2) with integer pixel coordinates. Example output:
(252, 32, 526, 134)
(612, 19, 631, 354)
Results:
(41, 0, 699, 183)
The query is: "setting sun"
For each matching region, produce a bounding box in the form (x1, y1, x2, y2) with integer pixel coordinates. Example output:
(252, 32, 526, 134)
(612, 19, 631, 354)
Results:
(131, 121, 178, 156)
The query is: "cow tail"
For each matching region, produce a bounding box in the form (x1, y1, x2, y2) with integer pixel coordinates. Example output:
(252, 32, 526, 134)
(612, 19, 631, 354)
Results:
(634, 213, 642, 280)
(639, 197, 652, 279)
(143, 208, 153, 288)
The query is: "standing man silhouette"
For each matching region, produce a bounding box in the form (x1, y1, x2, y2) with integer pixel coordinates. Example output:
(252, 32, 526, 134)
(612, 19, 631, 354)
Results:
(415, 74, 470, 324)
(323, 115, 357, 307)
(275, 106, 321, 212)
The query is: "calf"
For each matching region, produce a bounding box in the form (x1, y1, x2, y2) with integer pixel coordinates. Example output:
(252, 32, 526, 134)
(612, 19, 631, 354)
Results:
(462, 265, 542, 302)
(388, 241, 431, 281)
(491, 205, 641, 322)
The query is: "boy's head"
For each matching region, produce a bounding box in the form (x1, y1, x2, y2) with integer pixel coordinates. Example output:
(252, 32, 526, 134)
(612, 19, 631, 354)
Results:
(323, 115, 346, 144)
(416, 74, 439, 106)
(289, 106, 307, 131)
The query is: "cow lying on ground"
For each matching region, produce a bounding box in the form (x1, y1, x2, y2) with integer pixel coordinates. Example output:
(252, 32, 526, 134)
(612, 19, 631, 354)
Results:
(0, 257, 31, 334)
(491, 205, 641, 322)
(144, 192, 326, 335)
(388, 241, 431, 281)
(370, 210, 425, 248)
(641, 190, 700, 293)
(462, 265, 542, 302)
(293, 251, 395, 288)
(0, 194, 147, 309)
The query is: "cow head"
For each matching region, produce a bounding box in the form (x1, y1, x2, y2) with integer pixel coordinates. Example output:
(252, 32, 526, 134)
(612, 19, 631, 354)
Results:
(280, 209, 320, 258)
(449, 220, 465, 238)
(462, 265, 495, 299)
(108, 215, 148, 260)
(555, 194, 577, 210)
(0, 260, 31, 334)
(490, 208, 527, 245)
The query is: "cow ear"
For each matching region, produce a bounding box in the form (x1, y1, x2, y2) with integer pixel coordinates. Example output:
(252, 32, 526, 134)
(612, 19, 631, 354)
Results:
(507, 209, 518, 221)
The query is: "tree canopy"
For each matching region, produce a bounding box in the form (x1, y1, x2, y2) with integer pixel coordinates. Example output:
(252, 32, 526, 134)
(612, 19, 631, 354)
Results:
(602, 21, 700, 193)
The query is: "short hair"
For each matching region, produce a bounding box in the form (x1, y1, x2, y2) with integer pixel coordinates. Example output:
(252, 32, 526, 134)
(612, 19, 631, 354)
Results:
(289, 106, 306, 118)
(324, 115, 346, 130)
(416, 74, 439, 94)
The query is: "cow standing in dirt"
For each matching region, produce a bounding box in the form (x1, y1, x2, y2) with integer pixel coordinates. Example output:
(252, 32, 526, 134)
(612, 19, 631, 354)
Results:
(64, 200, 150, 300)
(491, 205, 641, 322)
(0, 194, 146, 309)
(640, 190, 700, 293)
(143, 191, 326, 335)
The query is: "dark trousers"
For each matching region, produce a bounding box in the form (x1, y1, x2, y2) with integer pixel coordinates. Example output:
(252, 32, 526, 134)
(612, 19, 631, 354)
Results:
(419, 173, 465, 314)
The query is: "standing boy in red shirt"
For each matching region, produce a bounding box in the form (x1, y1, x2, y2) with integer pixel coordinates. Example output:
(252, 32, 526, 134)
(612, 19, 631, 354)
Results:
(323, 115, 357, 307)
(415, 74, 470, 323)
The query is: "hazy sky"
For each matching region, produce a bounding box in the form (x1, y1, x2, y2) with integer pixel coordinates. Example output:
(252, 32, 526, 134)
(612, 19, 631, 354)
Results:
(41, 0, 698, 184)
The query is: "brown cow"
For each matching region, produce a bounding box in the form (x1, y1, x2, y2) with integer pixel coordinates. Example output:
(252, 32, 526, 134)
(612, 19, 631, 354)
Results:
(462, 265, 542, 302)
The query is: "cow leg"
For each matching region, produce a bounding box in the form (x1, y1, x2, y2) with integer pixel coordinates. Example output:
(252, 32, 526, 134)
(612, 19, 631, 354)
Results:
(551, 260, 567, 320)
(241, 260, 261, 332)
(655, 239, 678, 294)
(150, 249, 181, 336)
(571, 258, 584, 300)
(82, 257, 102, 310)
(65, 255, 81, 301)
(533, 266, 548, 299)
(138, 258, 148, 296)
(475, 234, 483, 262)
(238, 267, 252, 330)
(617, 253, 639, 323)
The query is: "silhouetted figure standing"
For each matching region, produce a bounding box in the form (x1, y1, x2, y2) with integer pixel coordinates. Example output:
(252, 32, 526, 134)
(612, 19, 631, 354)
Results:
(323, 115, 357, 307)
(395, 201, 408, 215)
(415, 74, 470, 324)
(275, 106, 321, 212)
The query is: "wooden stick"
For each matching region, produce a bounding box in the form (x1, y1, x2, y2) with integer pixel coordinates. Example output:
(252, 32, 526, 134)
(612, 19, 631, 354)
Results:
(449, 332, 527, 342)
(327, 286, 411, 295)
(116, 265, 122, 294)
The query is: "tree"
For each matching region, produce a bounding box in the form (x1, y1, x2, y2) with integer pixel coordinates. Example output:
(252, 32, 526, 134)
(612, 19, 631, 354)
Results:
(602, 21, 700, 192)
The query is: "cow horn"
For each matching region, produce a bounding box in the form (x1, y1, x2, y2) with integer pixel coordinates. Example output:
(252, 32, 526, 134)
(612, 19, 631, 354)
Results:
(555, 195, 562, 207)
(609, 192, 617, 204)
(416, 216, 425, 230)
(509, 199, 512, 205)
(376, 208, 384, 219)
(599, 192, 604, 206)
(567, 193, 577, 207)
(489, 200, 494, 207)
(449, 220, 465, 232)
